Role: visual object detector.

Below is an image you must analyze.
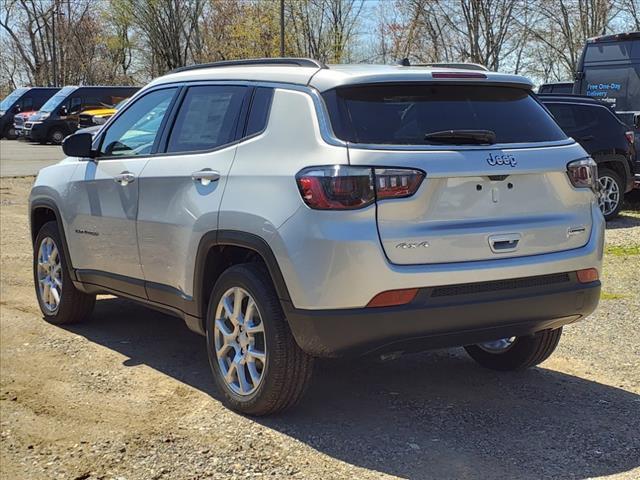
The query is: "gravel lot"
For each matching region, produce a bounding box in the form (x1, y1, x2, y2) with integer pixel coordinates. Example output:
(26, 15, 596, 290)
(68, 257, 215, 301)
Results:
(1, 176, 639, 480)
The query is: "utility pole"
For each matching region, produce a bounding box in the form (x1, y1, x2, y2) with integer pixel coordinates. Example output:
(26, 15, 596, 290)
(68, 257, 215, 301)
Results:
(279, 0, 285, 57)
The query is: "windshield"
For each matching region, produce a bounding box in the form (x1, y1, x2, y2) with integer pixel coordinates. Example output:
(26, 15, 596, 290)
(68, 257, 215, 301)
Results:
(39, 86, 76, 113)
(0, 88, 29, 111)
(323, 84, 567, 145)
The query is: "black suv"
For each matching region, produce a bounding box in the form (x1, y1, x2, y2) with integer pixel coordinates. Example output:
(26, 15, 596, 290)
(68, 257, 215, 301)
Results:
(538, 94, 636, 219)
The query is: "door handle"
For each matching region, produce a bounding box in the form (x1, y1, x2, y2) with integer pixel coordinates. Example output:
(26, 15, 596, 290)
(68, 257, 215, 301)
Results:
(489, 233, 521, 253)
(192, 168, 220, 186)
(114, 171, 136, 186)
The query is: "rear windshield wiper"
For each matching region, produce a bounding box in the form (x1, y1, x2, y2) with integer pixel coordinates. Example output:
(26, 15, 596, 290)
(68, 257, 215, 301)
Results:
(424, 129, 496, 145)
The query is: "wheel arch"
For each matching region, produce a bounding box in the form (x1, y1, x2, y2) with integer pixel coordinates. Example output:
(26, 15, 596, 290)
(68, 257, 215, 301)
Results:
(194, 230, 292, 328)
(594, 154, 632, 192)
(30, 199, 77, 281)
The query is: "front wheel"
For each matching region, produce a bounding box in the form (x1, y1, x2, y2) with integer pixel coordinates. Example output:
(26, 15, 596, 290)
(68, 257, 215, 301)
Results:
(33, 221, 96, 324)
(205, 264, 313, 415)
(597, 168, 624, 220)
(464, 328, 562, 371)
(3, 125, 17, 140)
(49, 128, 66, 145)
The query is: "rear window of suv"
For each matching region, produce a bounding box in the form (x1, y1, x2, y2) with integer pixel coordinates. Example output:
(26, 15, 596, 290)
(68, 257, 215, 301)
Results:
(322, 84, 567, 145)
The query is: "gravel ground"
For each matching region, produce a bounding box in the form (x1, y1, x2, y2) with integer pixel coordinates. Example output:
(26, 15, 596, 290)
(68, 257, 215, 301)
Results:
(1, 176, 639, 480)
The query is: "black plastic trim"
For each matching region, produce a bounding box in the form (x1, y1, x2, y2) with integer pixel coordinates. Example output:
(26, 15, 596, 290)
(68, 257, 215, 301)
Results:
(192, 230, 292, 320)
(30, 200, 77, 282)
(286, 276, 601, 358)
(76, 269, 147, 298)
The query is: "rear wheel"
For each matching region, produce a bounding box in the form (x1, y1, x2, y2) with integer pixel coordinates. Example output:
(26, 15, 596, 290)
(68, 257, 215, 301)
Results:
(33, 221, 96, 324)
(597, 168, 624, 220)
(205, 264, 313, 415)
(464, 328, 562, 371)
(49, 128, 66, 145)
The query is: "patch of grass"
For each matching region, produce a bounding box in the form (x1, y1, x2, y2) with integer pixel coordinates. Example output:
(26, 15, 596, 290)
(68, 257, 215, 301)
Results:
(600, 292, 628, 300)
(605, 245, 640, 256)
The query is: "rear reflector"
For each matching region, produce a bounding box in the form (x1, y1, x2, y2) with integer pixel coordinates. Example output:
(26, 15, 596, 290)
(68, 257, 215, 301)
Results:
(576, 268, 599, 283)
(367, 288, 418, 308)
(432, 72, 487, 79)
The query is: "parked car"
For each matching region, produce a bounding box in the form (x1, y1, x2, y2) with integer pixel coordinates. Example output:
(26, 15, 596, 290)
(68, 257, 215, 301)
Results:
(538, 82, 574, 94)
(539, 94, 636, 219)
(78, 98, 130, 129)
(0, 87, 59, 139)
(573, 31, 640, 184)
(30, 59, 603, 415)
(25, 86, 139, 144)
(13, 110, 38, 138)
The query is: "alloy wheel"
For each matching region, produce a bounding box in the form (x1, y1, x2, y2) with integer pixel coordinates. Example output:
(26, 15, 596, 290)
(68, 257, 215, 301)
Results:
(37, 236, 63, 313)
(213, 287, 267, 396)
(477, 336, 516, 354)
(51, 130, 64, 144)
(597, 175, 620, 217)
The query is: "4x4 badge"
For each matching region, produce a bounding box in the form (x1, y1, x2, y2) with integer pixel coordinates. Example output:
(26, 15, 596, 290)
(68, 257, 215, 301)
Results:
(486, 153, 517, 167)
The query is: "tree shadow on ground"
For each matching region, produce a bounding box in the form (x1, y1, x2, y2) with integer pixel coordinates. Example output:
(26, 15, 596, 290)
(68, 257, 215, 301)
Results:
(66, 297, 640, 480)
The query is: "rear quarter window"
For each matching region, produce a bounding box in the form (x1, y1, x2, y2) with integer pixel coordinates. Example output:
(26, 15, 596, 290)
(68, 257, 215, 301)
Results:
(322, 84, 567, 145)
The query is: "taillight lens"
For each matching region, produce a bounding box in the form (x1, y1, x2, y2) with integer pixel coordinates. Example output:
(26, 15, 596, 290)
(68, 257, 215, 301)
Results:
(625, 131, 635, 144)
(374, 168, 425, 199)
(567, 158, 597, 192)
(296, 166, 424, 210)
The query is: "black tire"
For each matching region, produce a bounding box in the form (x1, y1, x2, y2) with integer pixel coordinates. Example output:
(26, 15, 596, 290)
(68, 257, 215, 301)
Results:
(205, 263, 313, 415)
(3, 125, 17, 140)
(597, 167, 624, 220)
(33, 221, 95, 324)
(464, 328, 562, 371)
(49, 128, 66, 145)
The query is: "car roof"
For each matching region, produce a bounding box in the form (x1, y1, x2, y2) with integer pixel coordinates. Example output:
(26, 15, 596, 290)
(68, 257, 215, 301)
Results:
(148, 58, 534, 92)
(537, 94, 615, 108)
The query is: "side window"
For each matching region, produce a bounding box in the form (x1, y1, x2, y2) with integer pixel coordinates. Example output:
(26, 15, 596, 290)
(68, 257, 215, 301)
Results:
(99, 88, 177, 158)
(21, 97, 33, 110)
(68, 97, 82, 114)
(546, 104, 579, 134)
(547, 104, 599, 137)
(166, 85, 246, 153)
(246, 87, 274, 136)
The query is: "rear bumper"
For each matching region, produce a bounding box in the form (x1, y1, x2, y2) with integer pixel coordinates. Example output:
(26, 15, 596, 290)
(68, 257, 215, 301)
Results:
(285, 273, 600, 357)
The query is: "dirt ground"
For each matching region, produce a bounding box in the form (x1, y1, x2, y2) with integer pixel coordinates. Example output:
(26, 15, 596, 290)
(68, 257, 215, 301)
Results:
(1, 176, 639, 480)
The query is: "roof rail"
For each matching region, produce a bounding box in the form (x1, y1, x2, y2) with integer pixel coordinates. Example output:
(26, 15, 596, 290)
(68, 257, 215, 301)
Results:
(414, 62, 489, 71)
(169, 57, 327, 74)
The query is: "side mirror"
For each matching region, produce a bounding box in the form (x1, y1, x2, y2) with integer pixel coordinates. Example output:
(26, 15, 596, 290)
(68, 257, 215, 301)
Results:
(62, 132, 94, 158)
(634, 113, 640, 130)
(13, 105, 21, 113)
(59, 105, 68, 116)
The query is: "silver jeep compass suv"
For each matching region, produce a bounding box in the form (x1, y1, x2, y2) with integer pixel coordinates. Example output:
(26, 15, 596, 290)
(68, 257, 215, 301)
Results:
(30, 58, 603, 415)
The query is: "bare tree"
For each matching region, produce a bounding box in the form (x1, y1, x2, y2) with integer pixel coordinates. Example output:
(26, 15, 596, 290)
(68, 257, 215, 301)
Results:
(120, 0, 205, 74)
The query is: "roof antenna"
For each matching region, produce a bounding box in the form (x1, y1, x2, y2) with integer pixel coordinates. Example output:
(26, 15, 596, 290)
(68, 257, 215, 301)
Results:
(398, 58, 411, 66)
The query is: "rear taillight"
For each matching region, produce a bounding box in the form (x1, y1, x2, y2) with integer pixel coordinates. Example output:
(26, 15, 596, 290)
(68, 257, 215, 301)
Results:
(567, 158, 597, 192)
(296, 166, 424, 210)
(625, 131, 635, 144)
